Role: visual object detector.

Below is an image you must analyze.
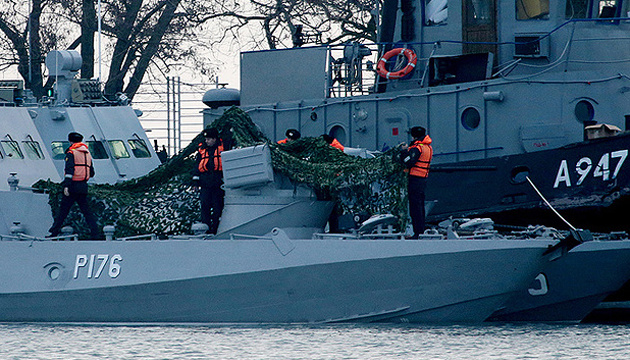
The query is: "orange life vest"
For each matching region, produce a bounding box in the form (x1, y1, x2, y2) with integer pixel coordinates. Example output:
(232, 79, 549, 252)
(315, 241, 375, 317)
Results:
(198, 142, 224, 172)
(68, 143, 92, 181)
(330, 138, 344, 150)
(277, 138, 288, 144)
(409, 136, 433, 178)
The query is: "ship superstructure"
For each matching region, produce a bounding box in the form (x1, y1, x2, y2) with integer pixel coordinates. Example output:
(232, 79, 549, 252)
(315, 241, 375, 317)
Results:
(203, 0, 630, 230)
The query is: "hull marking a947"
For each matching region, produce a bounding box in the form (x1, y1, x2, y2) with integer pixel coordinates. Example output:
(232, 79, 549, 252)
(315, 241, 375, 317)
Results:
(554, 150, 628, 188)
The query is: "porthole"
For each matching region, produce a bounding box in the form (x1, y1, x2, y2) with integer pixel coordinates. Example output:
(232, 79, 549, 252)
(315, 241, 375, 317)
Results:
(461, 107, 481, 130)
(575, 100, 595, 123)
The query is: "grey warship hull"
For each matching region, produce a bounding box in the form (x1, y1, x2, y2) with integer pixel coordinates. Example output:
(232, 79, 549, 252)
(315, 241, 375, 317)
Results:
(428, 132, 630, 232)
(0, 237, 556, 323)
(487, 239, 630, 322)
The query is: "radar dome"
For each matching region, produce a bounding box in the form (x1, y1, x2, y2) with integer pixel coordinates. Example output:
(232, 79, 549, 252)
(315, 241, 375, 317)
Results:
(202, 88, 240, 109)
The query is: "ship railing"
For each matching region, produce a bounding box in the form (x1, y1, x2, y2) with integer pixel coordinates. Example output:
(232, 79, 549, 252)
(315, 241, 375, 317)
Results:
(327, 43, 380, 98)
(325, 16, 630, 98)
(229, 233, 271, 240)
(0, 233, 78, 241)
(312, 232, 406, 240)
(168, 234, 214, 240)
(116, 234, 158, 241)
(326, 42, 435, 98)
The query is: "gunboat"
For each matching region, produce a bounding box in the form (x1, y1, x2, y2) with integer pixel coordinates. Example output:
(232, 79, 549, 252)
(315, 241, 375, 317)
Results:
(0, 56, 568, 323)
(0, 142, 566, 323)
(203, 0, 630, 232)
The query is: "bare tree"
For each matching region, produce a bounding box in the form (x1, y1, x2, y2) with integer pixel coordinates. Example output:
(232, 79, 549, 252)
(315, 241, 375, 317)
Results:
(0, 0, 217, 98)
(0, 0, 49, 98)
(0, 0, 377, 99)
(194, 0, 377, 50)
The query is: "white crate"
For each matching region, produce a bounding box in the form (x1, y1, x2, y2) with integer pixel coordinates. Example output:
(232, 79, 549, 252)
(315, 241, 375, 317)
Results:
(221, 145, 274, 188)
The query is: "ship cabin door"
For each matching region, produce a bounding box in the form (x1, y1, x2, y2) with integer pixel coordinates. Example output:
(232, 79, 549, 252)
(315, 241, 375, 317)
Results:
(462, 0, 497, 56)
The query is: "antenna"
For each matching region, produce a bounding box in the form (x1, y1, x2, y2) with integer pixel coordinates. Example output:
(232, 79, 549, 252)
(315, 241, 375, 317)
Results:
(97, 0, 102, 84)
(28, 0, 32, 84)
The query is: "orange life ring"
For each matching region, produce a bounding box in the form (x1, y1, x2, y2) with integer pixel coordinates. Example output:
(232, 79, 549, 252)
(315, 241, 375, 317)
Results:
(376, 48, 418, 79)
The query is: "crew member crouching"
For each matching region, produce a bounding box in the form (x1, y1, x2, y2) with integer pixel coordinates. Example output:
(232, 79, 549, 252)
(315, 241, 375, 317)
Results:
(278, 129, 301, 144)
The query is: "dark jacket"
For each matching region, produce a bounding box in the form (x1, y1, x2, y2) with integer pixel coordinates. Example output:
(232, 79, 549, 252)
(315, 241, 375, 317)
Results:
(63, 144, 95, 194)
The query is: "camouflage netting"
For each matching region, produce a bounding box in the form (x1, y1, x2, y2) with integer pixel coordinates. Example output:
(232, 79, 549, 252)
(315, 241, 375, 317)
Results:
(34, 107, 408, 238)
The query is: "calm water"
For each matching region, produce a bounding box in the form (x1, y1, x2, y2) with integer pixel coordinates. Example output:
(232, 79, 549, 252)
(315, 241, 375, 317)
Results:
(1, 323, 629, 360)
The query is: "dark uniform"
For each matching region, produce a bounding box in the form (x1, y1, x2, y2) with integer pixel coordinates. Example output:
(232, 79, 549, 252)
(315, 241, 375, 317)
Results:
(193, 128, 225, 234)
(48, 132, 99, 238)
(402, 126, 433, 238)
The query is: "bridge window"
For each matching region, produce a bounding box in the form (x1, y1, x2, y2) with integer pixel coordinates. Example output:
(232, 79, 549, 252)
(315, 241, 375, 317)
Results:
(22, 140, 45, 160)
(52, 141, 109, 160)
(0, 140, 23, 159)
(517, 0, 550, 20)
(86, 141, 109, 159)
(128, 139, 152, 158)
(108, 140, 130, 159)
(425, 0, 448, 25)
(51, 141, 69, 160)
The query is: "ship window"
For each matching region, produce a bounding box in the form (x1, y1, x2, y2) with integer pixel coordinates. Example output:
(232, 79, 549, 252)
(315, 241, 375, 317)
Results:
(466, 0, 492, 25)
(566, 0, 589, 18)
(128, 139, 151, 158)
(568, 1, 629, 19)
(516, 0, 550, 20)
(595, 1, 629, 18)
(108, 140, 130, 159)
(22, 140, 45, 160)
(51, 141, 70, 160)
(597, 1, 617, 17)
(0, 140, 24, 159)
(52, 141, 109, 159)
(461, 107, 481, 130)
(86, 141, 109, 159)
(575, 100, 595, 123)
(425, 0, 448, 25)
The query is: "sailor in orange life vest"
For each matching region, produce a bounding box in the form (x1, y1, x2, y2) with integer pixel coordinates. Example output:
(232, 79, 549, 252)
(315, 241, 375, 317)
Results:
(321, 134, 345, 150)
(400, 126, 433, 238)
(48, 132, 100, 238)
(277, 129, 301, 144)
(192, 128, 226, 234)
